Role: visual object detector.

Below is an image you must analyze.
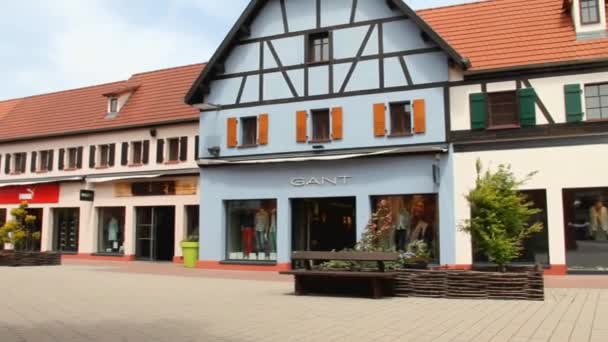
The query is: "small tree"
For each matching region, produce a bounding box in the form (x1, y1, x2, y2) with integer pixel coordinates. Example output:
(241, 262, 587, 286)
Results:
(0, 201, 40, 251)
(460, 160, 543, 271)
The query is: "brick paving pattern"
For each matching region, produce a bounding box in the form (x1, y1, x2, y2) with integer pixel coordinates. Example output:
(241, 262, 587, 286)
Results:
(1, 262, 608, 342)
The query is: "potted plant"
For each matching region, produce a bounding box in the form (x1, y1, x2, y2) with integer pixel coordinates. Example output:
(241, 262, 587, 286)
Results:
(0, 201, 40, 252)
(399, 240, 431, 269)
(460, 160, 544, 272)
(180, 234, 199, 268)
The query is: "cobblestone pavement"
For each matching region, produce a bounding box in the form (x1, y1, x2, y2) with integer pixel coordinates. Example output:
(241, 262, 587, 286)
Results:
(1, 263, 608, 342)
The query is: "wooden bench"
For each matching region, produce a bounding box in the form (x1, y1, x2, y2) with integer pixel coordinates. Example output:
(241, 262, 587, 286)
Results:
(279, 251, 399, 299)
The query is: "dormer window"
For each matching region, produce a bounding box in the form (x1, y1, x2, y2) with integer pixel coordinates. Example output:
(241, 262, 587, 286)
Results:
(581, 0, 600, 25)
(109, 98, 118, 113)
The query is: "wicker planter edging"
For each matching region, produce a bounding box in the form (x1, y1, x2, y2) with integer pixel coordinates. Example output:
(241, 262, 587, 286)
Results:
(395, 268, 544, 301)
(0, 251, 62, 267)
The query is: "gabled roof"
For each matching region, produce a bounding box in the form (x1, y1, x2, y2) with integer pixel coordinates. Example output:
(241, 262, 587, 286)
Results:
(185, 0, 469, 105)
(0, 63, 205, 143)
(418, 0, 608, 73)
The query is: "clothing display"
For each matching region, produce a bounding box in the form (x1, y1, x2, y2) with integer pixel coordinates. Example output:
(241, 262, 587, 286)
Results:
(241, 227, 254, 256)
(395, 209, 411, 251)
(590, 205, 608, 241)
(55, 209, 79, 252)
(267, 211, 277, 253)
(410, 220, 429, 242)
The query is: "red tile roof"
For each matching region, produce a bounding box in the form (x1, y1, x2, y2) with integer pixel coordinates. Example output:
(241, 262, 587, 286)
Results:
(418, 0, 608, 72)
(0, 63, 205, 142)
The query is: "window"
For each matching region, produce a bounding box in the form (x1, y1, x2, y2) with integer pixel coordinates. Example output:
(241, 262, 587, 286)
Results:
(52, 208, 79, 253)
(38, 150, 51, 172)
(0, 208, 6, 229)
(311, 109, 330, 141)
(109, 98, 118, 113)
(97, 207, 125, 254)
(99, 145, 110, 167)
(389, 102, 412, 136)
(67, 148, 78, 169)
(370, 194, 439, 262)
(167, 138, 180, 162)
(226, 199, 277, 262)
(186, 205, 199, 239)
(487, 91, 518, 128)
(132, 141, 143, 164)
(580, 0, 600, 25)
(13, 153, 26, 174)
(241, 117, 258, 146)
(585, 83, 608, 120)
(308, 32, 330, 63)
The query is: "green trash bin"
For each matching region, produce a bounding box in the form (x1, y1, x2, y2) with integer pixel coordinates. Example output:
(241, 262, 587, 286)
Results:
(181, 241, 199, 268)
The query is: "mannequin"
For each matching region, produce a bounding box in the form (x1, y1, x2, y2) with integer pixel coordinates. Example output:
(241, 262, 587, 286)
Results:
(395, 206, 411, 251)
(240, 211, 254, 258)
(107, 217, 119, 251)
(590, 200, 608, 241)
(255, 208, 269, 253)
(267, 208, 277, 255)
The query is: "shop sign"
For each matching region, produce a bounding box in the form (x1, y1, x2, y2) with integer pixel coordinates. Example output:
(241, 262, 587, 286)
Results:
(0, 184, 60, 204)
(290, 176, 352, 187)
(114, 180, 197, 197)
(80, 190, 95, 202)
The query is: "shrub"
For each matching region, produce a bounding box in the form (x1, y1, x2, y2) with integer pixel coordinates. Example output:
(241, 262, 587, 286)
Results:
(0, 201, 40, 251)
(460, 160, 543, 271)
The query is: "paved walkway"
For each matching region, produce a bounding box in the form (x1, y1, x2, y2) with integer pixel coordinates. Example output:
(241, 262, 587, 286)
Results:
(1, 263, 608, 342)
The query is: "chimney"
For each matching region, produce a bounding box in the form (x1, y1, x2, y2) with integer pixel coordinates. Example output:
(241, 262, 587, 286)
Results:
(568, 0, 607, 39)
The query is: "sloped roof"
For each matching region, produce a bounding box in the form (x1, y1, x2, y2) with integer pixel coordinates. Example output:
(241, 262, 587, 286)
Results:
(185, 0, 468, 105)
(418, 0, 608, 72)
(0, 63, 205, 143)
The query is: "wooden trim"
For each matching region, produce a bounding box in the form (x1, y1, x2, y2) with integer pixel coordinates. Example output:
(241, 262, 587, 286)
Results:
(236, 75, 247, 104)
(378, 23, 385, 89)
(522, 79, 555, 124)
(350, 0, 358, 24)
(213, 47, 441, 81)
(266, 40, 299, 97)
(339, 24, 376, 93)
(316, 0, 321, 28)
(279, 0, 289, 33)
(398, 56, 413, 85)
(259, 41, 264, 102)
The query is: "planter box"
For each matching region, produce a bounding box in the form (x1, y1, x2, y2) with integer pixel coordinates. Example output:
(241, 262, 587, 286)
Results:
(395, 268, 544, 301)
(0, 251, 62, 267)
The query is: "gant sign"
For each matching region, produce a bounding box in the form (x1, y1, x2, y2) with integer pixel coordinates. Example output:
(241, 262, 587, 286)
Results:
(290, 176, 352, 187)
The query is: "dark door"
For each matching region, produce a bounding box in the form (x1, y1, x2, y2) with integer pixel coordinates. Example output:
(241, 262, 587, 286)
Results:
(136, 206, 175, 261)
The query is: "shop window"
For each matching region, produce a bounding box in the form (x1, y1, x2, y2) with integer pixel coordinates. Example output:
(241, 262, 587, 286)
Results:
(488, 91, 518, 128)
(97, 207, 125, 254)
(311, 109, 330, 142)
(584, 83, 608, 120)
(472, 190, 549, 265)
(389, 102, 412, 136)
(225, 199, 277, 262)
(580, 0, 600, 25)
(53, 208, 79, 253)
(0, 208, 6, 228)
(308, 32, 330, 63)
(12, 153, 26, 174)
(186, 205, 199, 238)
(563, 187, 608, 272)
(370, 194, 439, 262)
(240, 117, 258, 146)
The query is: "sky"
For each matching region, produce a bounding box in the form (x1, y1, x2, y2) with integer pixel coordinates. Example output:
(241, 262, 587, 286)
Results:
(0, 0, 479, 100)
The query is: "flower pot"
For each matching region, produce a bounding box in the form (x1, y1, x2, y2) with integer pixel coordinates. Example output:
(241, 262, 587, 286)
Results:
(180, 241, 199, 268)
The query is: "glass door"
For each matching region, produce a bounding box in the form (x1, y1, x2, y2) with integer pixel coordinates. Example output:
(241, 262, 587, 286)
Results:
(136, 207, 154, 260)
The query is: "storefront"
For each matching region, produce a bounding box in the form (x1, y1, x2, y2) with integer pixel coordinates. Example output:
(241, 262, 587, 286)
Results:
(198, 153, 455, 270)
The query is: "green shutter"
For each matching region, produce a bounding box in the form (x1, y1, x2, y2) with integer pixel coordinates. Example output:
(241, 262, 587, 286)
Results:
(470, 93, 487, 130)
(565, 84, 584, 123)
(518, 88, 536, 127)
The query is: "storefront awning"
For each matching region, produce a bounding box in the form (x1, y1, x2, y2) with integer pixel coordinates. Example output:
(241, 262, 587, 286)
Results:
(85, 174, 162, 183)
(0, 176, 83, 188)
(198, 144, 449, 166)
